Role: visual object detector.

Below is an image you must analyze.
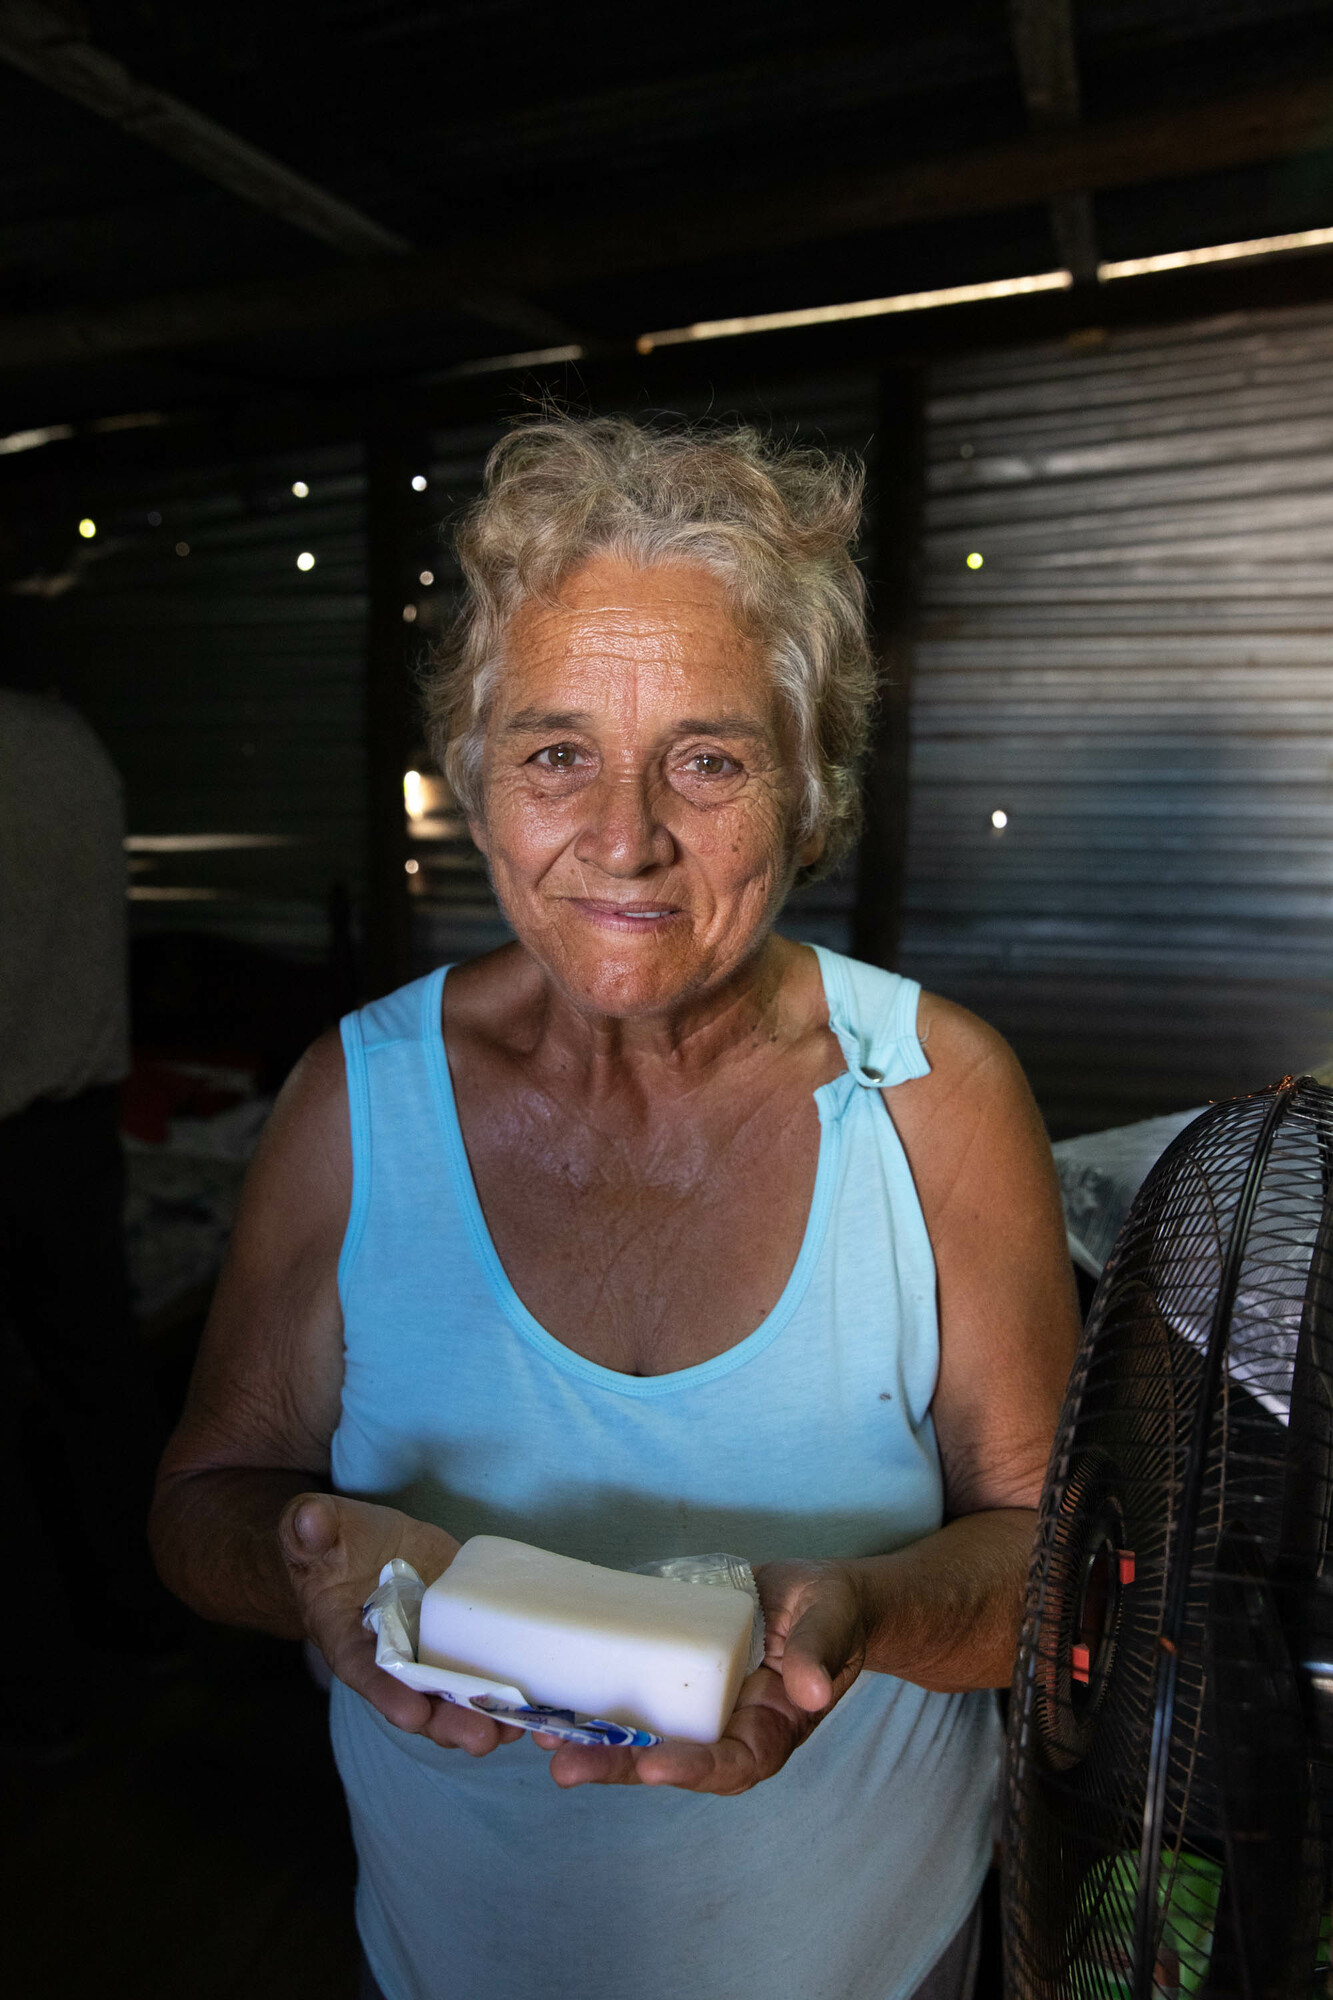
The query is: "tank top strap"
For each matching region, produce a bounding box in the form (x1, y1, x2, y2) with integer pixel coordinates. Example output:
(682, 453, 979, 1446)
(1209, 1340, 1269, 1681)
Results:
(338, 967, 450, 1295)
(810, 945, 931, 1090)
(348, 966, 447, 1051)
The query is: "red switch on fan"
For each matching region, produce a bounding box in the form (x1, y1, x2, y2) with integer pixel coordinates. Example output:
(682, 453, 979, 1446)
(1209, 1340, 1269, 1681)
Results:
(1071, 1644, 1091, 1685)
(1118, 1550, 1136, 1587)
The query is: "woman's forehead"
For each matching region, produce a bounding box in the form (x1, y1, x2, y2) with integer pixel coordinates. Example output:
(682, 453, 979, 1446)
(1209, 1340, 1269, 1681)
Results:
(499, 555, 773, 717)
(555, 550, 735, 613)
(516, 552, 744, 637)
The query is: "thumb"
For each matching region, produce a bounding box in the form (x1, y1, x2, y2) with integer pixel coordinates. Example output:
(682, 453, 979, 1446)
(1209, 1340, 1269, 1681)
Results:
(279, 1492, 341, 1566)
(779, 1581, 863, 1714)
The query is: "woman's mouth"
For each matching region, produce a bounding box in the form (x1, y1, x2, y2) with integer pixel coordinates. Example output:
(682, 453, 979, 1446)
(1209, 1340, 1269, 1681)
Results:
(569, 899, 682, 930)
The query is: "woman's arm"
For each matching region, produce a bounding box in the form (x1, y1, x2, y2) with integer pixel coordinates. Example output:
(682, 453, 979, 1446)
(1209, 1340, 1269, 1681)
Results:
(149, 1027, 355, 1631)
(149, 1029, 518, 1754)
(821, 991, 1081, 1694)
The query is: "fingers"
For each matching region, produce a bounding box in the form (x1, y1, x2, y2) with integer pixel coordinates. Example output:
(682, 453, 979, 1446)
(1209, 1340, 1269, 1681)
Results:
(545, 1666, 813, 1794)
(759, 1562, 865, 1715)
(779, 1601, 861, 1713)
(548, 1741, 641, 1787)
(279, 1490, 342, 1568)
(422, 1702, 525, 1756)
(359, 1671, 438, 1736)
(276, 1495, 521, 1755)
(308, 1608, 431, 1732)
(275, 1493, 443, 1739)
(635, 1668, 808, 1793)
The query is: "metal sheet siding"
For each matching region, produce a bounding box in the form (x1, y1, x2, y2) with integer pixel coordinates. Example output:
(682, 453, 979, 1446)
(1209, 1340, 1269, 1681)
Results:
(9, 443, 367, 960)
(905, 303, 1333, 1137)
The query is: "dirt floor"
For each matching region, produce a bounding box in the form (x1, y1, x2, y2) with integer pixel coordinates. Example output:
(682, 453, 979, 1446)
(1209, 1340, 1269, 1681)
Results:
(4, 1622, 359, 2000)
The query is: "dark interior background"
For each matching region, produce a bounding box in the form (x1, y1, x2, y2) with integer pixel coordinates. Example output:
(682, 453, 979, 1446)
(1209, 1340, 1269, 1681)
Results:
(3, 2, 1333, 1994)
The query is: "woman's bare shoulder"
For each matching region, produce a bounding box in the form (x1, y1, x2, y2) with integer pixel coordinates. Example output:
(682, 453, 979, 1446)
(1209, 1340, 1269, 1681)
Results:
(245, 1024, 351, 1204)
(887, 989, 1052, 1212)
(440, 942, 543, 1048)
(900, 989, 1032, 1108)
(916, 987, 1015, 1065)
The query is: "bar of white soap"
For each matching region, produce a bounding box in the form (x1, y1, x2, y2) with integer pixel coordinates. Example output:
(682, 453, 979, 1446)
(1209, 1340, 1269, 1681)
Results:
(417, 1536, 756, 1744)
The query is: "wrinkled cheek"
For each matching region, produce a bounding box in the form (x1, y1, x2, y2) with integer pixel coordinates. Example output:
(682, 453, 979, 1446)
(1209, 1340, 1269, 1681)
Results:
(477, 797, 578, 889)
(690, 802, 797, 899)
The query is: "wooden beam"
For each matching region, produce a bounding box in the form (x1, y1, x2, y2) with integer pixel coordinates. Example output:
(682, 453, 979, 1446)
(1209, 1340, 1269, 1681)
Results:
(481, 72, 1333, 289)
(0, 0, 409, 258)
(0, 252, 576, 372)
(6, 237, 1333, 489)
(1008, 0, 1081, 122)
(852, 368, 925, 972)
(1008, 0, 1099, 282)
(0, 0, 565, 341)
(0, 69, 1326, 375)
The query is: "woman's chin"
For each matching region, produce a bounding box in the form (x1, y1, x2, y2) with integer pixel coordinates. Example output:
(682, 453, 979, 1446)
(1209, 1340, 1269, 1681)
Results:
(535, 927, 720, 1018)
(561, 958, 702, 1018)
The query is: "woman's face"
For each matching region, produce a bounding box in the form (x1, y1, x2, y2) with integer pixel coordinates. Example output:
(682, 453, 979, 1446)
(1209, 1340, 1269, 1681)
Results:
(473, 553, 821, 1018)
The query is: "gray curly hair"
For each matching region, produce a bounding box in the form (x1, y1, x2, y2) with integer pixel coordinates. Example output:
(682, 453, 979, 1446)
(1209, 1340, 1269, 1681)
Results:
(423, 413, 876, 880)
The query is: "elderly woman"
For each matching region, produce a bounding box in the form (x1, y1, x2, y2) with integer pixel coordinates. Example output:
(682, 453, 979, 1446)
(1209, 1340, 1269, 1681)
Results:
(150, 416, 1079, 2000)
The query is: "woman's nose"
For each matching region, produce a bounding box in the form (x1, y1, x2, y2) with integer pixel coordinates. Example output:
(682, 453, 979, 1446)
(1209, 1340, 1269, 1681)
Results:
(574, 769, 675, 876)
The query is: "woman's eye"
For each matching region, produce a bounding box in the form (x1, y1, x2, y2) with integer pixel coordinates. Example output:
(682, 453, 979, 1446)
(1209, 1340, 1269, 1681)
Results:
(532, 743, 583, 770)
(684, 752, 737, 777)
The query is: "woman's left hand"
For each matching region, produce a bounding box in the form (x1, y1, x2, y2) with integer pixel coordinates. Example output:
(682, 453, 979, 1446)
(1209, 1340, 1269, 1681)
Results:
(539, 1558, 868, 1792)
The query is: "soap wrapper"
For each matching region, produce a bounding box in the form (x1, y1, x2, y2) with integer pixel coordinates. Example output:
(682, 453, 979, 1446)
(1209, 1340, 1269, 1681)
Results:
(361, 1550, 766, 1747)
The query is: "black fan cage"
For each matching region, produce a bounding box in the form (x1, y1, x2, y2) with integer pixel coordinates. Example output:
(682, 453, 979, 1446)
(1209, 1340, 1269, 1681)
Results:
(1004, 1077, 1333, 2000)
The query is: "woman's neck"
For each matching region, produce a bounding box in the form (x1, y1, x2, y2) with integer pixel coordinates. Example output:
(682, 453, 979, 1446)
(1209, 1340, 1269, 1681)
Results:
(459, 933, 820, 1110)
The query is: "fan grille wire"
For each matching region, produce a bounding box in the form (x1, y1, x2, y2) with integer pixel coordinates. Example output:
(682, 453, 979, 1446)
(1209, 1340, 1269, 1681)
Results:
(1004, 1079, 1333, 2000)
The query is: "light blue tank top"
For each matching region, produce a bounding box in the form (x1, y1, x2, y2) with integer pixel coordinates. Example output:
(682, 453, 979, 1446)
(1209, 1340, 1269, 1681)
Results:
(330, 946, 1000, 2000)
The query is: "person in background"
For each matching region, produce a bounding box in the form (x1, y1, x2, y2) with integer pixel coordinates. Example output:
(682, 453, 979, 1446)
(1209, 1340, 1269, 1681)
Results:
(0, 689, 181, 1758)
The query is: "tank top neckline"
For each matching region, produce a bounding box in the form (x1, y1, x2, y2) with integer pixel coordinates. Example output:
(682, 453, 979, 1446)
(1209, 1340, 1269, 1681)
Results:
(420, 950, 864, 1400)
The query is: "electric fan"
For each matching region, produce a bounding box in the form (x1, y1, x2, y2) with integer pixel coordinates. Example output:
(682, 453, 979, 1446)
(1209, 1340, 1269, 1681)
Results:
(1005, 1075, 1333, 2000)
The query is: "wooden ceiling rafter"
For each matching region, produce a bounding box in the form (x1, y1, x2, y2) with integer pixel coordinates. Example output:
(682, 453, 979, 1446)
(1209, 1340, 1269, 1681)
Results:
(9, 241, 1333, 506)
(0, 67, 1328, 376)
(0, 0, 570, 343)
(1008, 0, 1099, 282)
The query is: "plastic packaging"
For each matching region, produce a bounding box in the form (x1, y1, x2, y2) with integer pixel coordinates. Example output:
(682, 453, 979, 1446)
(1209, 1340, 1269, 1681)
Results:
(362, 1548, 766, 1747)
(631, 1552, 767, 1675)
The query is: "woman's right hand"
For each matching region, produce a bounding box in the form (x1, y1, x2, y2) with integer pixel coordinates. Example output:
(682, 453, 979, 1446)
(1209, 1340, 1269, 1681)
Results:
(278, 1492, 525, 1755)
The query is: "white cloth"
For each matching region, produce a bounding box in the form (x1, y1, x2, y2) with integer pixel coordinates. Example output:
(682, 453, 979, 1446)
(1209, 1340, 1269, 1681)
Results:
(0, 690, 129, 1121)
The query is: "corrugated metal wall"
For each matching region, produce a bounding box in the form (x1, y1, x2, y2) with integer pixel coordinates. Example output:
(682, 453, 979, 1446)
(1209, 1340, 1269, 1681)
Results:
(7, 440, 367, 962)
(12, 322, 1332, 1128)
(905, 301, 1333, 1138)
(2, 379, 876, 989)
